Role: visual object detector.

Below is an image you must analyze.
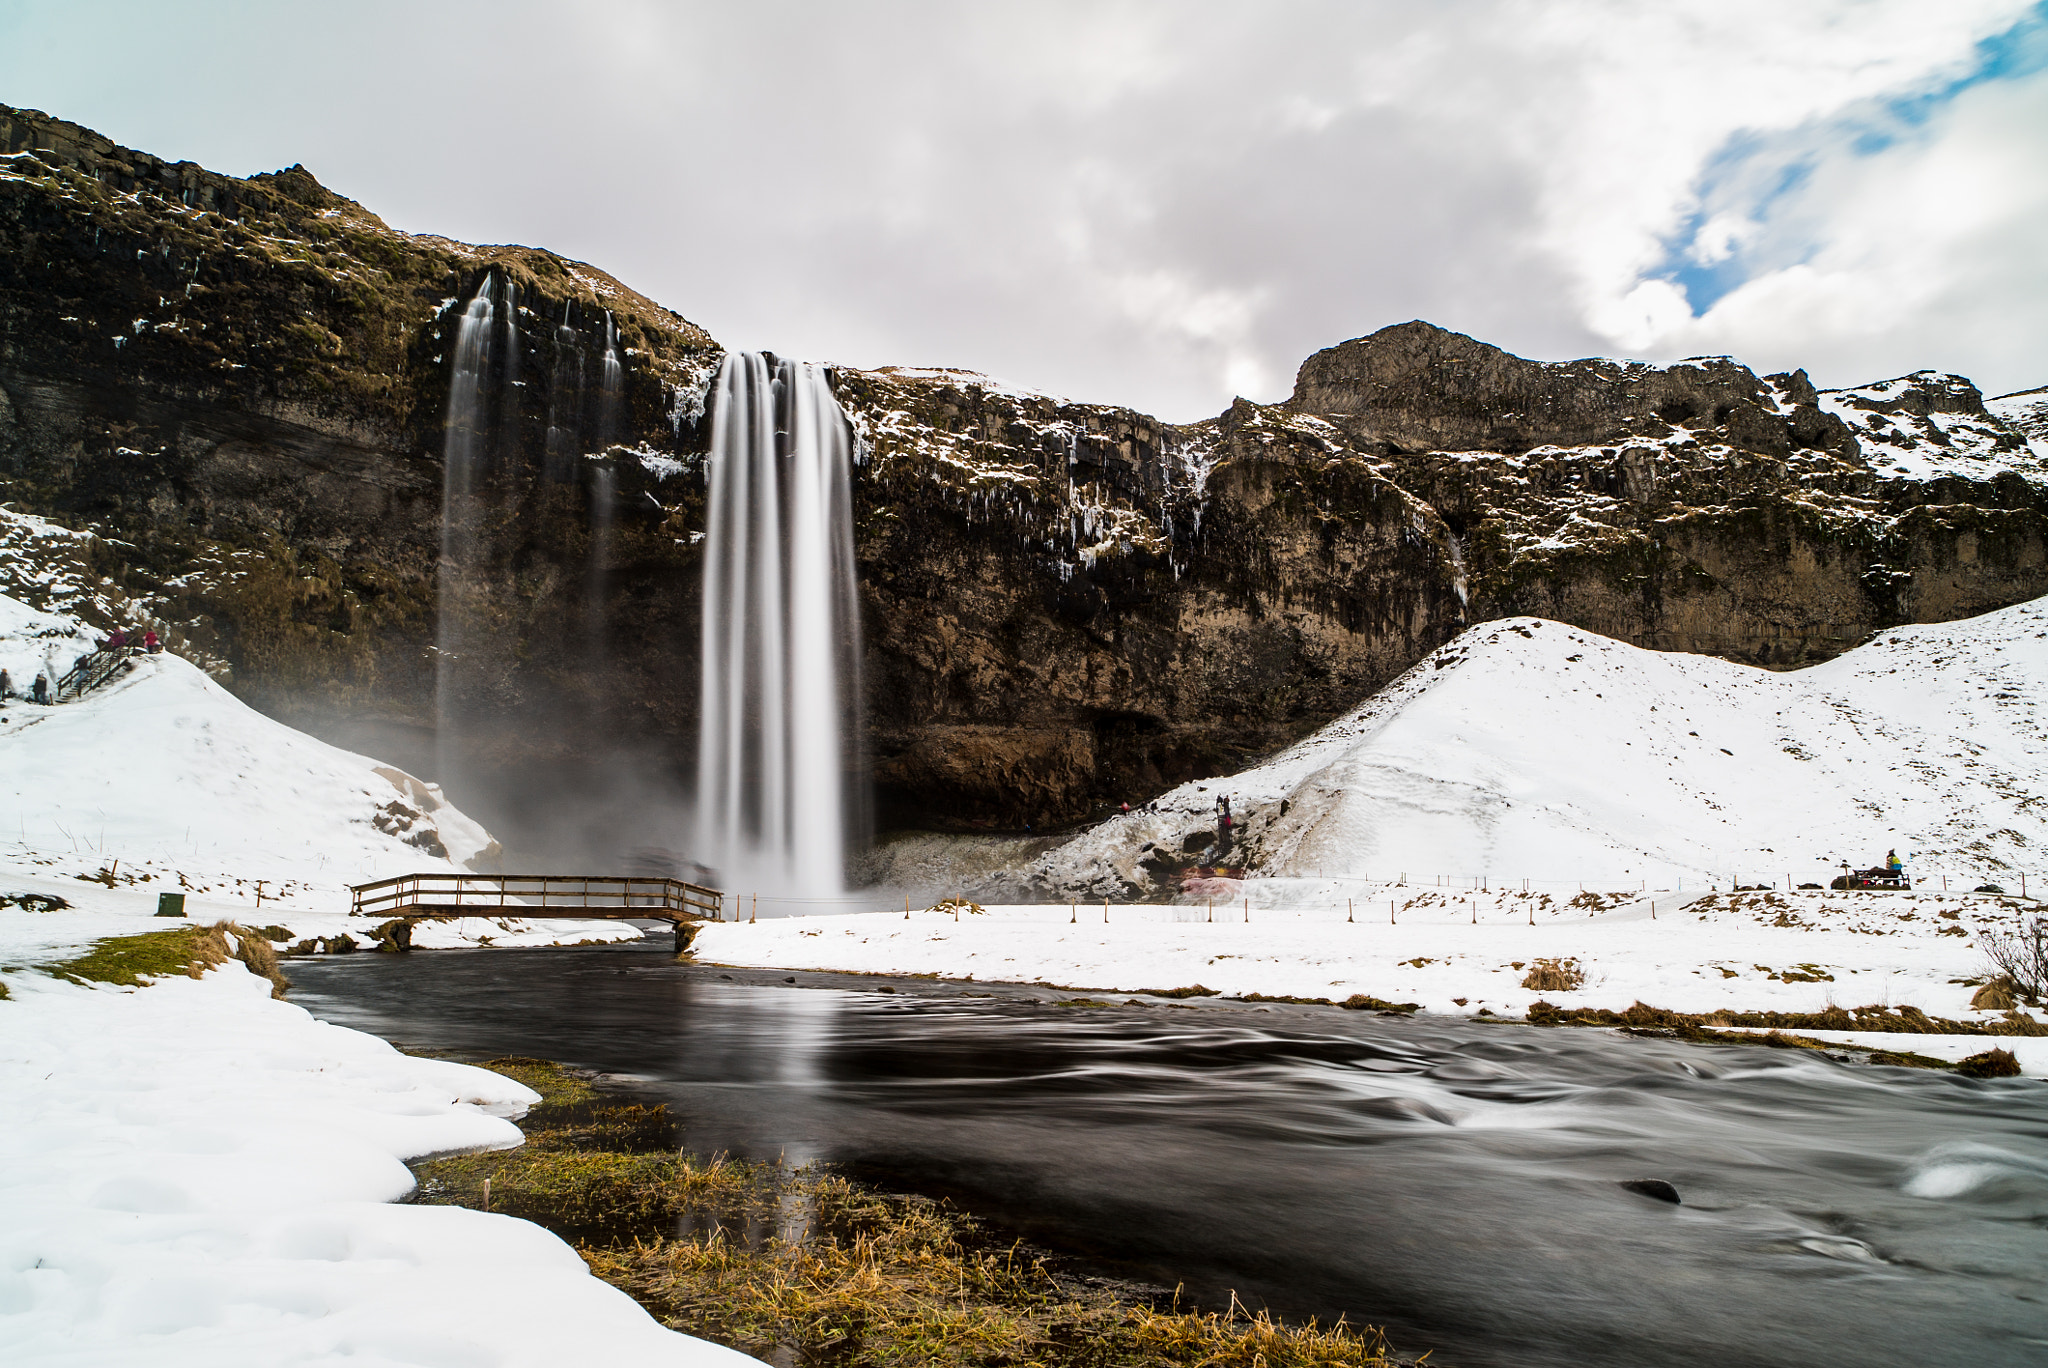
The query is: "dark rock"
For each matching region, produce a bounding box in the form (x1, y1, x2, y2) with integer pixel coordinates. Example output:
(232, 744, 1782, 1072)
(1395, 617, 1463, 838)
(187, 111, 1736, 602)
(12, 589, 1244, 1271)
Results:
(1620, 1178, 1682, 1204)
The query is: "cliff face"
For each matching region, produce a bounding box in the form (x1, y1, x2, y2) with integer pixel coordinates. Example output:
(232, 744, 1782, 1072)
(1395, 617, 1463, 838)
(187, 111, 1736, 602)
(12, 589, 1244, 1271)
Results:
(3, 104, 2045, 842)
(1283, 323, 2048, 667)
(841, 368, 1463, 827)
(840, 326, 2048, 825)
(0, 104, 720, 800)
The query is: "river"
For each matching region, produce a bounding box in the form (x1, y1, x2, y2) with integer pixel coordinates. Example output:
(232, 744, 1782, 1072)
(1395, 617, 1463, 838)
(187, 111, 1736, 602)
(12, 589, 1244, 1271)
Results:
(291, 941, 2048, 1368)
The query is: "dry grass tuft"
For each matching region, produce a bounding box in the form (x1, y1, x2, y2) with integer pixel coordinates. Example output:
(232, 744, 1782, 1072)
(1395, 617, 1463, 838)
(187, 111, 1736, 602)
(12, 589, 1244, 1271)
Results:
(225, 924, 291, 997)
(1521, 958, 1584, 992)
(1339, 994, 1420, 1015)
(1970, 978, 2018, 1011)
(1955, 1047, 2022, 1079)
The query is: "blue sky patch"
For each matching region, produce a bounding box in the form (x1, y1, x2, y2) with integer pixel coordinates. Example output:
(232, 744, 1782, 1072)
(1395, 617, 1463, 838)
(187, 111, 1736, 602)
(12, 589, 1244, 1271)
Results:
(1651, 2, 2048, 317)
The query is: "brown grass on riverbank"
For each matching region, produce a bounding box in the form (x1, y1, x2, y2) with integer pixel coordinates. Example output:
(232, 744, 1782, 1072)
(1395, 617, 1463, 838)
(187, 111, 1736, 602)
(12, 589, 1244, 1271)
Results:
(415, 1058, 1409, 1368)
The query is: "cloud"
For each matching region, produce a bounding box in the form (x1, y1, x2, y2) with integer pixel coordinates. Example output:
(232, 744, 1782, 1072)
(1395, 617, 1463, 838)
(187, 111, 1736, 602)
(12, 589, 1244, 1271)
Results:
(1643, 65, 2048, 392)
(1, 0, 2041, 416)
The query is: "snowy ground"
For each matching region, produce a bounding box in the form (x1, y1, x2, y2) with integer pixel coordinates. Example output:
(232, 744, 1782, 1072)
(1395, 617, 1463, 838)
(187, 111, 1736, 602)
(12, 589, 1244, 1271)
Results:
(0, 950, 758, 1368)
(1, 593, 755, 1366)
(1, 589, 648, 956)
(693, 887, 2048, 1075)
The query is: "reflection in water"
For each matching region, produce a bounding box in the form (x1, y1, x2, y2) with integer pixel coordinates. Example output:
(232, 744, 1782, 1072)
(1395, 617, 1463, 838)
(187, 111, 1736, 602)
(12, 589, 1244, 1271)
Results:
(293, 944, 2048, 1368)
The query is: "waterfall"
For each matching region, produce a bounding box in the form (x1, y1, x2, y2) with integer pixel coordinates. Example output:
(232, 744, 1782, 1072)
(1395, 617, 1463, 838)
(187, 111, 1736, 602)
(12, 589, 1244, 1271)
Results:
(696, 353, 865, 898)
(495, 277, 521, 467)
(544, 298, 583, 481)
(596, 310, 624, 449)
(436, 276, 496, 782)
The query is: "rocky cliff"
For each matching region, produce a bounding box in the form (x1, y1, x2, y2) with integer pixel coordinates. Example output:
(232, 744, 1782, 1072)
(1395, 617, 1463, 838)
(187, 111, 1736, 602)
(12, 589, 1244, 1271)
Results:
(0, 103, 721, 836)
(3, 103, 2044, 846)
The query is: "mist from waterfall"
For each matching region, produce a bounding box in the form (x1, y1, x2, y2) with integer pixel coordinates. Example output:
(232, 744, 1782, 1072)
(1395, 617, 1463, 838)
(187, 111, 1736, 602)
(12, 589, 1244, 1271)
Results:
(696, 353, 866, 899)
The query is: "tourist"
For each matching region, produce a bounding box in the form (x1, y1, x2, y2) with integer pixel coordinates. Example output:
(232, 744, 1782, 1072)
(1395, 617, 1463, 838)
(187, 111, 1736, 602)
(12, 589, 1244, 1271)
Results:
(107, 626, 128, 651)
(143, 629, 161, 653)
(31, 673, 50, 705)
(0, 668, 11, 699)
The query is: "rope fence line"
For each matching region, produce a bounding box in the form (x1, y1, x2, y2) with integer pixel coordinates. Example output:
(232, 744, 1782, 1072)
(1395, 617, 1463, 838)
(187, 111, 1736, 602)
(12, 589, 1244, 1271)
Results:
(694, 878, 2035, 924)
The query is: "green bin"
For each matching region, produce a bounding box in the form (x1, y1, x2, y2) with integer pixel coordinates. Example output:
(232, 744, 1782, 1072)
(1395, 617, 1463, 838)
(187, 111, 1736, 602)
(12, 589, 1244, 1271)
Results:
(155, 892, 186, 918)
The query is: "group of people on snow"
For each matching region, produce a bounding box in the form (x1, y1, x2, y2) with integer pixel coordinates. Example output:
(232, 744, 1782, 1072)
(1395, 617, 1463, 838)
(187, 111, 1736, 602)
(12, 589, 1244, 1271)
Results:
(100, 626, 161, 654)
(0, 626, 163, 707)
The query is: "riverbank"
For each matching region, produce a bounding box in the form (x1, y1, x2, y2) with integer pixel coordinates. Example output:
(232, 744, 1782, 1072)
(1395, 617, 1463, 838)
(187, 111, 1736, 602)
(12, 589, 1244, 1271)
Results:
(690, 888, 2048, 1076)
(0, 913, 752, 1367)
(416, 1055, 1413, 1368)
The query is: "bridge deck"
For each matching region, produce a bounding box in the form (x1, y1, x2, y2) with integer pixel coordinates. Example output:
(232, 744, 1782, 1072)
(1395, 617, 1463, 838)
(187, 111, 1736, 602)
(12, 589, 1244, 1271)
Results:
(350, 873, 723, 922)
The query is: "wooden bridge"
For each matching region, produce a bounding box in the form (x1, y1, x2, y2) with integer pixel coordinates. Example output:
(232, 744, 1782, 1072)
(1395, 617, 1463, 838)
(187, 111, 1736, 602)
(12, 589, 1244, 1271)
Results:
(349, 873, 724, 949)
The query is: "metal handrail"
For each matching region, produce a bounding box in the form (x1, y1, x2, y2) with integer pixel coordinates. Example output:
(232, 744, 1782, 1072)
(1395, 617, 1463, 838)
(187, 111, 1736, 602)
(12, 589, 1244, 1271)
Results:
(54, 645, 137, 702)
(349, 872, 723, 921)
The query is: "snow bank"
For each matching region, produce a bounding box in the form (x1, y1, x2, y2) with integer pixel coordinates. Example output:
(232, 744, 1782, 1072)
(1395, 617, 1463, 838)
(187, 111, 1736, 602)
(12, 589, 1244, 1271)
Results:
(701, 595, 2048, 1074)
(693, 888, 2048, 1075)
(0, 961, 759, 1367)
(1986, 385, 2048, 464)
(1028, 598, 2048, 897)
(1, 623, 494, 884)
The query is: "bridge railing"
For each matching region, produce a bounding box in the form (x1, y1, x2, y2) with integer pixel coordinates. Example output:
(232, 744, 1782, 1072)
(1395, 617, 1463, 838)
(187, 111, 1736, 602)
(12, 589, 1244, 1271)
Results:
(349, 873, 723, 921)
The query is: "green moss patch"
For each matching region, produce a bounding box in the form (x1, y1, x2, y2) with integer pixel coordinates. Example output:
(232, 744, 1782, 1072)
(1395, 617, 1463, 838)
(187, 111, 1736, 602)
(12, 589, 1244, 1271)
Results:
(24, 922, 288, 998)
(41, 924, 230, 987)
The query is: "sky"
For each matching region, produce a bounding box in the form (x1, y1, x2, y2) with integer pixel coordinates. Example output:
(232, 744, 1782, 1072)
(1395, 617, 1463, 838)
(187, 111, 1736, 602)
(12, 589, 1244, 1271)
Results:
(2, 0, 2043, 421)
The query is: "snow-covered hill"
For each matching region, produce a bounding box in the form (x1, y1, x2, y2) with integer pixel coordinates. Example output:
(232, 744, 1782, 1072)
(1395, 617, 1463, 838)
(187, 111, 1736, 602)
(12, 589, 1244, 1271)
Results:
(1, 592, 494, 896)
(1031, 595, 2048, 900)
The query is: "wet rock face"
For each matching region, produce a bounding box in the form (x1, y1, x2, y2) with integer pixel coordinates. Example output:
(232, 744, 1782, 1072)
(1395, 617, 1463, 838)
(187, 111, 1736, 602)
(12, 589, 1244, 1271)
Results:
(3, 104, 2046, 835)
(842, 370, 1465, 827)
